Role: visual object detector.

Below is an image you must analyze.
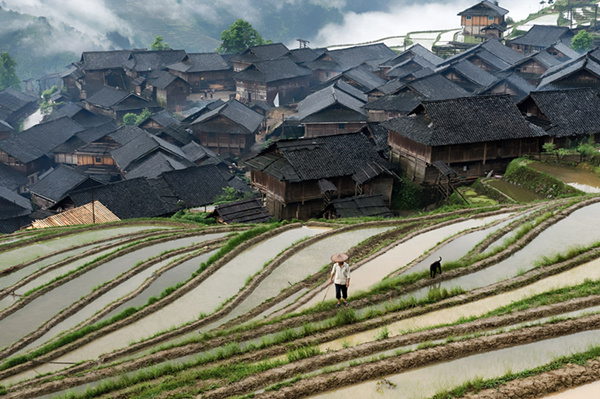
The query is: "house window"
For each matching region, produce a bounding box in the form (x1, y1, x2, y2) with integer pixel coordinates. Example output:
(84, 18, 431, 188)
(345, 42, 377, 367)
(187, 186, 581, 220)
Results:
(466, 15, 472, 20)
(95, 157, 102, 163)
(489, 16, 494, 20)
(338, 123, 345, 130)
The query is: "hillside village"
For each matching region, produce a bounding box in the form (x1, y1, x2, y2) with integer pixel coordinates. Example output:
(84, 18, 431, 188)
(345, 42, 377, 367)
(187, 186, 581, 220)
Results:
(2, 0, 600, 232)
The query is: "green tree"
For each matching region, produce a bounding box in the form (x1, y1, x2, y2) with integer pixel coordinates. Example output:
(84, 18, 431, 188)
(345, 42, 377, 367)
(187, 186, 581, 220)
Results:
(0, 52, 20, 90)
(571, 30, 594, 53)
(217, 19, 267, 54)
(122, 108, 152, 125)
(150, 35, 169, 51)
(39, 86, 62, 115)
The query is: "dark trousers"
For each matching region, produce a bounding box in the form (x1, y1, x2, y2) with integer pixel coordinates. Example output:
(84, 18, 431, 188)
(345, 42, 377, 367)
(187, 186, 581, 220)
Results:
(335, 283, 348, 300)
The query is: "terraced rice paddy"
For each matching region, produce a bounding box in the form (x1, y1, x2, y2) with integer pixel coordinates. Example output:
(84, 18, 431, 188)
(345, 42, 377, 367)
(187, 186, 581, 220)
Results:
(2, 200, 600, 399)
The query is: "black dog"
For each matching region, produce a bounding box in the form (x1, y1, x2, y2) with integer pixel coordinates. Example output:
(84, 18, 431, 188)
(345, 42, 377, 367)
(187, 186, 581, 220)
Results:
(430, 256, 442, 278)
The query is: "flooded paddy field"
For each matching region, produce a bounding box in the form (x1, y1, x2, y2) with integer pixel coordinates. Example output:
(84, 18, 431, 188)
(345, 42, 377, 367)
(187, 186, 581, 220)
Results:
(3, 202, 600, 399)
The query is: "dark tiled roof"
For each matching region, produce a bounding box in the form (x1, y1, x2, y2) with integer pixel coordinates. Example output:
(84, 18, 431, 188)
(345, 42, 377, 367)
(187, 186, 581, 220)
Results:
(0, 88, 38, 112)
(75, 122, 119, 144)
(123, 50, 187, 72)
(401, 74, 470, 100)
(383, 95, 545, 146)
(168, 53, 230, 73)
(538, 53, 600, 88)
(85, 86, 129, 107)
(29, 165, 95, 202)
(108, 125, 146, 146)
(510, 25, 572, 47)
(382, 44, 443, 68)
(458, 1, 509, 16)
(0, 185, 32, 217)
(68, 178, 174, 219)
(0, 117, 84, 161)
(230, 43, 290, 63)
(111, 131, 190, 171)
(145, 109, 180, 129)
(361, 123, 389, 156)
(524, 88, 600, 137)
(327, 44, 396, 71)
(334, 80, 368, 102)
(0, 215, 32, 234)
(547, 43, 579, 60)
(339, 65, 387, 91)
(444, 60, 498, 88)
(477, 71, 535, 102)
(508, 50, 562, 71)
(211, 198, 271, 224)
(181, 141, 221, 164)
(441, 38, 523, 68)
(46, 102, 113, 128)
(375, 79, 404, 95)
(125, 152, 189, 180)
(245, 132, 390, 183)
(160, 164, 230, 207)
(155, 125, 193, 146)
(191, 100, 263, 134)
(364, 91, 422, 113)
(289, 48, 320, 63)
(387, 56, 437, 78)
(295, 84, 366, 123)
(0, 163, 27, 191)
(233, 57, 312, 83)
(0, 119, 14, 133)
(327, 194, 393, 218)
(79, 50, 132, 71)
(146, 70, 186, 90)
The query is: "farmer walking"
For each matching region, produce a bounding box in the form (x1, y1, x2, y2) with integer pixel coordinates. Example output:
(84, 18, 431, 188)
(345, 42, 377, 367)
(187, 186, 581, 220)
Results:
(330, 253, 351, 307)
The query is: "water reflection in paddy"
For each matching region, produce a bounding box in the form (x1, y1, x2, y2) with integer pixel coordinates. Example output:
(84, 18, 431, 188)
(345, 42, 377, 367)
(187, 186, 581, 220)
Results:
(11, 227, 327, 380)
(0, 225, 169, 270)
(0, 234, 220, 349)
(312, 330, 600, 399)
(529, 161, 600, 193)
(543, 380, 600, 398)
(487, 179, 544, 202)
(321, 258, 600, 352)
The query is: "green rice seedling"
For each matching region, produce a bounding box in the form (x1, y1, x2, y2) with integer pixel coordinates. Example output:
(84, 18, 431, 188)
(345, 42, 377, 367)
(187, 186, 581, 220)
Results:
(375, 326, 389, 341)
(333, 308, 357, 326)
(286, 345, 320, 362)
(342, 340, 352, 348)
(301, 323, 315, 336)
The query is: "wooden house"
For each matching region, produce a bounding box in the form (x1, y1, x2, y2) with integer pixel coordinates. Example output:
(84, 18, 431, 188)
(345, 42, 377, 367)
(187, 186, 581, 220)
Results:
(210, 198, 272, 224)
(393, 74, 470, 101)
(0, 88, 39, 128)
(294, 84, 367, 138)
(122, 49, 187, 85)
(233, 57, 312, 105)
(438, 38, 524, 72)
(0, 162, 28, 194)
(69, 50, 132, 99)
(83, 86, 159, 122)
(505, 51, 563, 85)
(458, 1, 508, 38)
(384, 95, 545, 184)
(386, 57, 436, 82)
(518, 88, 600, 147)
(229, 43, 291, 72)
(138, 109, 180, 134)
(189, 99, 263, 156)
(509, 25, 574, 55)
(379, 44, 443, 76)
(142, 70, 191, 111)
(439, 59, 498, 93)
(29, 165, 104, 209)
(244, 132, 396, 220)
(167, 52, 234, 92)
(0, 186, 32, 234)
(477, 72, 536, 103)
(546, 43, 579, 62)
(364, 91, 422, 122)
(537, 50, 600, 91)
(53, 122, 118, 166)
(303, 44, 396, 86)
(324, 65, 387, 93)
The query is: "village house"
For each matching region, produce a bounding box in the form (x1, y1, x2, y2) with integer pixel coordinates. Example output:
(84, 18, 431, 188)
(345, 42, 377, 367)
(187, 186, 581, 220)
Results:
(67, 50, 132, 99)
(52, 122, 118, 166)
(364, 91, 423, 122)
(518, 88, 600, 147)
(0, 120, 14, 140)
(545, 43, 579, 62)
(323, 65, 387, 93)
(458, 0, 508, 38)
(0, 88, 39, 129)
(121, 49, 188, 85)
(0, 185, 32, 234)
(320, 194, 393, 219)
(386, 57, 436, 82)
(189, 99, 263, 156)
(83, 86, 160, 122)
(379, 44, 443, 77)
(477, 71, 536, 102)
(537, 49, 600, 91)
(230, 43, 291, 72)
(384, 95, 545, 184)
(137, 109, 181, 134)
(393, 73, 470, 101)
(439, 59, 498, 93)
(138, 70, 192, 111)
(293, 84, 367, 138)
(245, 132, 397, 220)
(505, 51, 564, 85)
(167, 52, 234, 92)
(0, 163, 28, 194)
(29, 165, 104, 209)
(233, 57, 312, 105)
(438, 38, 524, 73)
(210, 198, 272, 224)
(509, 25, 574, 55)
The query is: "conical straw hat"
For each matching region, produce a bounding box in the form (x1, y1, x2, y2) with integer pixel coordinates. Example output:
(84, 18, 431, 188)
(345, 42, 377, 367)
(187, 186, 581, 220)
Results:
(331, 253, 349, 262)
